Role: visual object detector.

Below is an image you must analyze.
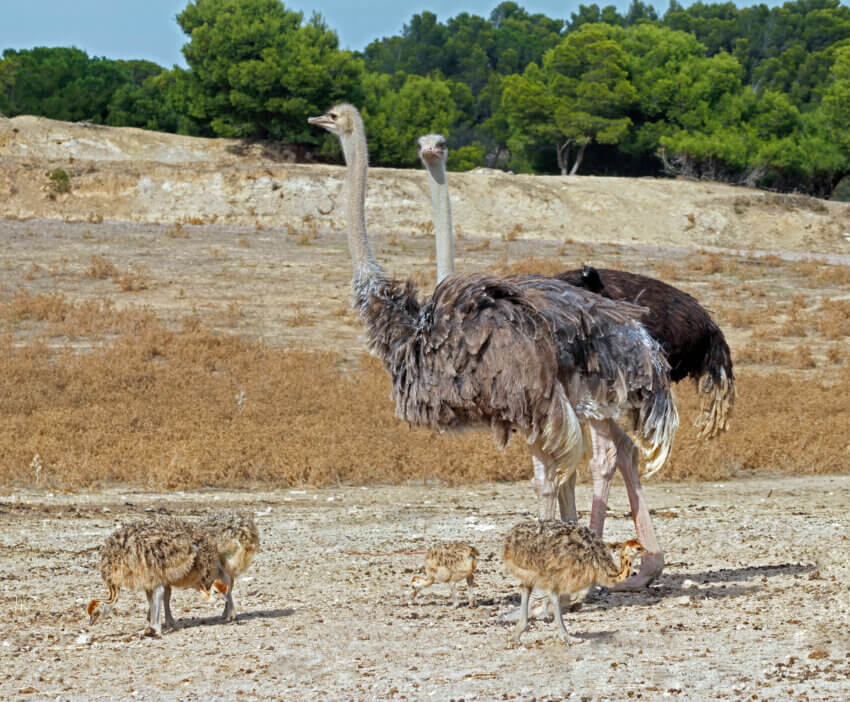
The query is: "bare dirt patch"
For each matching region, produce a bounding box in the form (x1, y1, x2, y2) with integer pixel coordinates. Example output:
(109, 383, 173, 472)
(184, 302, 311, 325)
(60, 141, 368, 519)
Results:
(2, 478, 849, 700)
(1, 118, 850, 699)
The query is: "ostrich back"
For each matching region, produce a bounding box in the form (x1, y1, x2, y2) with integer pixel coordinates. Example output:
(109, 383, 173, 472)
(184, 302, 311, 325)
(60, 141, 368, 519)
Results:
(358, 272, 676, 466)
(99, 518, 219, 593)
(557, 267, 733, 385)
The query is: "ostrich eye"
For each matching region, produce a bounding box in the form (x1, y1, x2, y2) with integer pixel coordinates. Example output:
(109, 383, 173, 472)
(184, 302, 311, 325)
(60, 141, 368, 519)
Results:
(329, 112, 337, 119)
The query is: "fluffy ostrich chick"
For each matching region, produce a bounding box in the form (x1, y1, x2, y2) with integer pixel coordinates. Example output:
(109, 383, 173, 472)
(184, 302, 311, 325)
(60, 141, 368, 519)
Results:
(196, 511, 260, 621)
(411, 541, 480, 607)
(503, 520, 645, 643)
(87, 518, 227, 637)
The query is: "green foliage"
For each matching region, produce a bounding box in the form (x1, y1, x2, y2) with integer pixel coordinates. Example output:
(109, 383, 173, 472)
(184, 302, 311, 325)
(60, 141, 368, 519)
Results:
(176, 0, 363, 140)
(822, 45, 850, 153)
(360, 72, 458, 166)
(501, 24, 636, 174)
(2, 0, 849, 195)
(46, 168, 71, 194)
(447, 143, 486, 171)
(0, 47, 160, 123)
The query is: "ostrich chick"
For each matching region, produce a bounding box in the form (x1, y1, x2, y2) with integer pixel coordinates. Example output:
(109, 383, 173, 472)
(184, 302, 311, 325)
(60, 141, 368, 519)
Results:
(503, 520, 645, 643)
(160, 512, 260, 624)
(411, 542, 480, 607)
(87, 518, 227, 637)
(196, 511, 260, 622)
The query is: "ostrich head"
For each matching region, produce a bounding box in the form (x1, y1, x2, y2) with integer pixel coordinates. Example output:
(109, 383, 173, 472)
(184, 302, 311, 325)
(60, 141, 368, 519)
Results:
(417, 133, 448, 167)
(87, 598, 110, 625)
(410, 574, 430, 597)
(308, 103, 363, 139)
(618, 539, 647, 574)
(199, 578, 230, 602)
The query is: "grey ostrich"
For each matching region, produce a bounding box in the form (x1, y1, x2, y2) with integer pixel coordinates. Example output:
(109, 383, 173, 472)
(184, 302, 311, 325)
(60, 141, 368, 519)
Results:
(308, 104, 677, 536)
(417, 133, 733, 587)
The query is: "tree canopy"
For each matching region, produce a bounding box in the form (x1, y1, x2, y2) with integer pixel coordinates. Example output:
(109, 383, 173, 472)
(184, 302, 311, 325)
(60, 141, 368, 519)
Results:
(2, 0, 849, 195)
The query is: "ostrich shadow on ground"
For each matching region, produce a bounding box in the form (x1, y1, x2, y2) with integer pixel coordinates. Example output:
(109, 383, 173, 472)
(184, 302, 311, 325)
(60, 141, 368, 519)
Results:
(585, 561, 817, 609)
(176, 607, 295, 630)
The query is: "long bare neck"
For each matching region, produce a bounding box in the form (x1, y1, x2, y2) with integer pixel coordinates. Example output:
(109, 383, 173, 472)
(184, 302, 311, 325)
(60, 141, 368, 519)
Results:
(340, 129, 381, 284)
(594, 547, 638, 587)
(337, 120, 417, 367)
(424, 157, 455, 284)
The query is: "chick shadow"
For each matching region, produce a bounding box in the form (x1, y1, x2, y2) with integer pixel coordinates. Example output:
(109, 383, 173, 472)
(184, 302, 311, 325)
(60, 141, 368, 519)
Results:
(176, 607, 295, 630)
(497, 561, 815, 622)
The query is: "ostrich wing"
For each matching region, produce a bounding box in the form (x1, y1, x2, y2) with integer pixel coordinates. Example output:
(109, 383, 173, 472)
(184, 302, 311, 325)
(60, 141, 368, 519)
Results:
(384, 273, 668, 465)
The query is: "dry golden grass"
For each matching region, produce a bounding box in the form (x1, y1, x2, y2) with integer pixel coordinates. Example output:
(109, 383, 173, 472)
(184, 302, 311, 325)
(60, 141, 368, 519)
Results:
(2, 290, 849, 489)
(2, 217, 848, 490)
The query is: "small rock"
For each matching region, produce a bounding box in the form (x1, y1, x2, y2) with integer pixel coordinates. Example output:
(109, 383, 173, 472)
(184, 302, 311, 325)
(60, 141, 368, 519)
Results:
(76, 633, 92, 645)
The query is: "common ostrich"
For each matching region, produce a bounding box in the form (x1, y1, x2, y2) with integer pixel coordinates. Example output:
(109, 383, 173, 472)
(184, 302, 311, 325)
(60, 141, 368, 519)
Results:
(418, 136, 738, 585)
(161, 512, 260, 624)
(503, 519, 645, 642)
(307, 104, 676, 541)
(87, 518, 227, 637)
(410, 541, 479, 607)
(417, 133, 672, 587)
(557, 265, 735, 439)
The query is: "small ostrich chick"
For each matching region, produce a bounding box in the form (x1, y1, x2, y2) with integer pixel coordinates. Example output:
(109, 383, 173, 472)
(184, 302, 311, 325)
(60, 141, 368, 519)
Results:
(87, 518, 227, 637)
(503, 520, 645, 643)
(411, 541, 480, 607)
(195, 511, 260, 622)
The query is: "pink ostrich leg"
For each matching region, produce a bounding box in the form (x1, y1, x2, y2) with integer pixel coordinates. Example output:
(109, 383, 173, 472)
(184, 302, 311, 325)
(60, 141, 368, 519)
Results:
(587, 419, 664, 589)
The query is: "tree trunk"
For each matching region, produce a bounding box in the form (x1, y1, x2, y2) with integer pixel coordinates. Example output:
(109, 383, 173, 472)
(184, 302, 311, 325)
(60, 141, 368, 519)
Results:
(569, 142, 587, 175)
(555, 141, 570, 176)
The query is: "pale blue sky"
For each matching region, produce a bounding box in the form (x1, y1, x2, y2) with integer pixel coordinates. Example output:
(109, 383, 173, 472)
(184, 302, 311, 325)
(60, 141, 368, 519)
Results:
(1, 1, 786, 68)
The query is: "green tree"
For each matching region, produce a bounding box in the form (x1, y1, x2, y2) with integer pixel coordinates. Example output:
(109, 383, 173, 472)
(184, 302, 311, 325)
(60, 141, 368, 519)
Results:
(0, 47, 145, 123)
(176, 0, 363, 141)
(821, 45, 850, 154)
(359, 72, 457, 166)
(502, 24, 636, 174)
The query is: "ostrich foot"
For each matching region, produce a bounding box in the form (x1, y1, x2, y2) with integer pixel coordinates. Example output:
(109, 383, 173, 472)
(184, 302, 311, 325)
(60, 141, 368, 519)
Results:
(499, 593, 549, 622)
(611, 550, 664, 591)
(557, 631, 583, 645)
(500, 592, 581, 621)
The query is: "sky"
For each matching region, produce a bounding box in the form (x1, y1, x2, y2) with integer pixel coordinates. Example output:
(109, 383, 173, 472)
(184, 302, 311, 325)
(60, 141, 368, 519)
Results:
(1, 0, 787, 68)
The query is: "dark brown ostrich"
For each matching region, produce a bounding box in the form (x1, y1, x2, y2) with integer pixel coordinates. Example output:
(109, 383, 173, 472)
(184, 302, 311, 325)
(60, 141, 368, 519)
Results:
(309, 106, 678, 589)
(557, 266, 735, 439)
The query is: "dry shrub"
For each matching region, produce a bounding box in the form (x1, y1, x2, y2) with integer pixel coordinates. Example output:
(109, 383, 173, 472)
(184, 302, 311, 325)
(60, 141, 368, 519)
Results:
(493, 256, 566, 277)
(295, 216, 319, 245)
(816, 299, 850, 339)
(4, 290, 155, 338)
(809, 264, 850, 287)
(165, 223, 189, 239)
(503, 224, 522, 241)
(1, 317, 848, 489)
(716, 305, 762, 328)
(87, 255, 119, 280)
(116, 267, 149, 292)
(85, 256, 148, 291)
(652, 262, 681, 281)
(287, 305, 315, 327)
(465, 239, 491, 252)
(660, 370, 850, 480)
(0, 324, 529, 489)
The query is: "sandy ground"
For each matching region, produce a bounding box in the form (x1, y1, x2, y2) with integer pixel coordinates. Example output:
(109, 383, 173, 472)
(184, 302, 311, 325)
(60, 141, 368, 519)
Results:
(2, 117, 850, 701)
(2, 476, 849, 701)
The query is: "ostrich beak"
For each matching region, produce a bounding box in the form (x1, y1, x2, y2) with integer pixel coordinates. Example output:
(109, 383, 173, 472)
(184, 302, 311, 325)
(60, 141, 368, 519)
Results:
(308, 114, 333, 130)
(419, 146, 444, 164)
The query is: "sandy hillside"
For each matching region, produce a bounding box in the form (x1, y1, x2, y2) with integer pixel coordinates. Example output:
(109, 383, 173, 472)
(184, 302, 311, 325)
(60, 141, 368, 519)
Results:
(2, 114, 849, 255)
